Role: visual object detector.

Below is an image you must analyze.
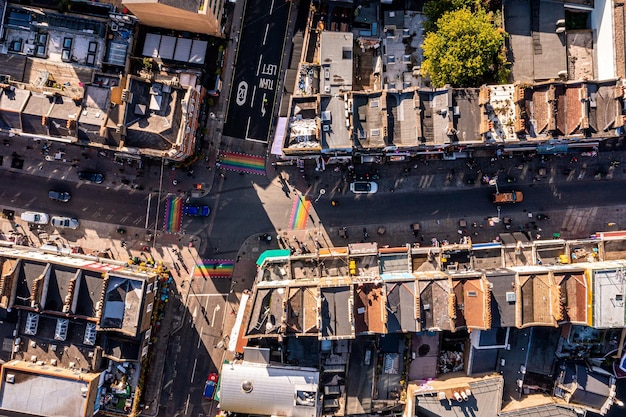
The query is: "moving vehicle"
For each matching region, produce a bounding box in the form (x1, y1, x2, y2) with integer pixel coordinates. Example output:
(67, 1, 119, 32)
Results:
(350, 181, 378, 194)
(203, 372, 219, 400)
(51, 216, 79, 229)
(21, 211, 49, 224)
(493, 191, 523, 203)
(78, 171, 104, 184)
(183, 205, 210, 216)
(48, 190, 71, 202)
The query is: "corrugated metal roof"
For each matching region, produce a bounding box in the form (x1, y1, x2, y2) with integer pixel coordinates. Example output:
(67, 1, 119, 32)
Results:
(220, 362, 319, 417)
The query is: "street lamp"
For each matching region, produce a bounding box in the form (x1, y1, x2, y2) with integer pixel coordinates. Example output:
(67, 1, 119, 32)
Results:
(489, 176, 500, 194)
(314, 188, 326, 202)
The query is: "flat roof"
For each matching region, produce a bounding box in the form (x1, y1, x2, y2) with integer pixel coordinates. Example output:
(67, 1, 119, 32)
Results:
(320, 95, 351, 150)
(0, 360, 99, 417)
(319, 31, 353, 95)
(353, 92, 385, 149)
(484, 269, 517, 327)
(387, 92, 419, 147)
(320, 286, 353, 339)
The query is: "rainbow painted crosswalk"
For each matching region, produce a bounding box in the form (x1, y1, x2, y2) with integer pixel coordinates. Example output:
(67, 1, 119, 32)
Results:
(193, 260, 235, 279)
(218, 152, 265, 175)
(163, 195, 183, 233)
(289, 196, 311, 230)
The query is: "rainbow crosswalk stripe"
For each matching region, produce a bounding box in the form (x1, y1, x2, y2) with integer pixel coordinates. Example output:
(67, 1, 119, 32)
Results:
(193, 260, 235, 279)
(163, 195, 183, 233)
(219, 151, 265, 175)
(289, 196, 311, 230)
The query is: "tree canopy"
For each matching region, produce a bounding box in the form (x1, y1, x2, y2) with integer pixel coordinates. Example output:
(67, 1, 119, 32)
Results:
(421, 8, 506, 87)
(422, 0, 479, 33)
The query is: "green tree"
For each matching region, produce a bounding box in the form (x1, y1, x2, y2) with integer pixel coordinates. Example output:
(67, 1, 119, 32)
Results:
(423, 0, 478, 33)
(421, 8, 506, 87)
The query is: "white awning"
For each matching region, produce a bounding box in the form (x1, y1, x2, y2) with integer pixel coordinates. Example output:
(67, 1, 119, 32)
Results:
(271, 117, 288, 156)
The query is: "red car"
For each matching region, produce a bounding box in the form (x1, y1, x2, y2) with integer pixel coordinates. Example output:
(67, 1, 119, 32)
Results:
(203, 372, 219, 400)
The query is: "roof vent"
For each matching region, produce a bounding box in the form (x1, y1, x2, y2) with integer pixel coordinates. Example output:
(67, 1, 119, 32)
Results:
(6, 374, 14, 383)
(506, 292, 517, 302)
(242, 380, 253, 393)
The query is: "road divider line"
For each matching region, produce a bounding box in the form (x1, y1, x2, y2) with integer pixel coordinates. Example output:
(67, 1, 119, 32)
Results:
(190, 358, 198, 383)
(145, 193, 152, 229)
(256, 55, 263, 76)
(263, 23, 269, 46)
(197, 325, 204, 349)
(270, 0, 275, 14)
(250, 86, 257, 108)
(245, 118, 251, 139)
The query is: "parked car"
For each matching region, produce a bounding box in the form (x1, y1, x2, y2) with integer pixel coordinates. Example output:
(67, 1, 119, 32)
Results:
(183, 205, 211, 216)
(51, 216, 79, 230)
(78, 170, 104, 184)
(203, 372, 219, 400)
(20, 211, 49, 224)
(350, 181, 378, 194)
(48, 190, 71, 202)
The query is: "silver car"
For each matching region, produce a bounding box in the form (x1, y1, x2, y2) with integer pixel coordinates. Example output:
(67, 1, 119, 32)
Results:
(50, 216, 79, 230)
(20, 211, 49, 224)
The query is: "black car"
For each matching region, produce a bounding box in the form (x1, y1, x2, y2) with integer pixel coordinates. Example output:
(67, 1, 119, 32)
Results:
(78, 171, 104, 184)
(48, 190, 71, 202)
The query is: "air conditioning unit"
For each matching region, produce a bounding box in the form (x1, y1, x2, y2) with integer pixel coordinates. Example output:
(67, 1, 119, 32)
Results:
(6, 374, 14, 383)
(506, 292, 517, 302)
(121, 89, 132, 102)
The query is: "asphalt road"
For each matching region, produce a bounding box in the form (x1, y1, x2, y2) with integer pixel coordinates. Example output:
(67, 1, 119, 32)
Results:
(0, 170, 158, 228)
(4, 164, 626, 251)
(311, 180, 626, 227)
(159, 276, 231, 417)
(222, 0, 291, 141)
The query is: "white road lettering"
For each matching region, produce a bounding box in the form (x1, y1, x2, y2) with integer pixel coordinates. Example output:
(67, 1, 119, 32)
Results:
(259, 78, 274, 90)
(235, 81, 248, 106)
(261, 63, 278, 76)
(261, 93, 267, 117)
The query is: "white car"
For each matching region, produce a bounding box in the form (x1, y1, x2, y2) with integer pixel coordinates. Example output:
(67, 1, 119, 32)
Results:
(350, 181, 378, 194)
(21, 212, 49, 224)
(51, 216, 79, 230)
